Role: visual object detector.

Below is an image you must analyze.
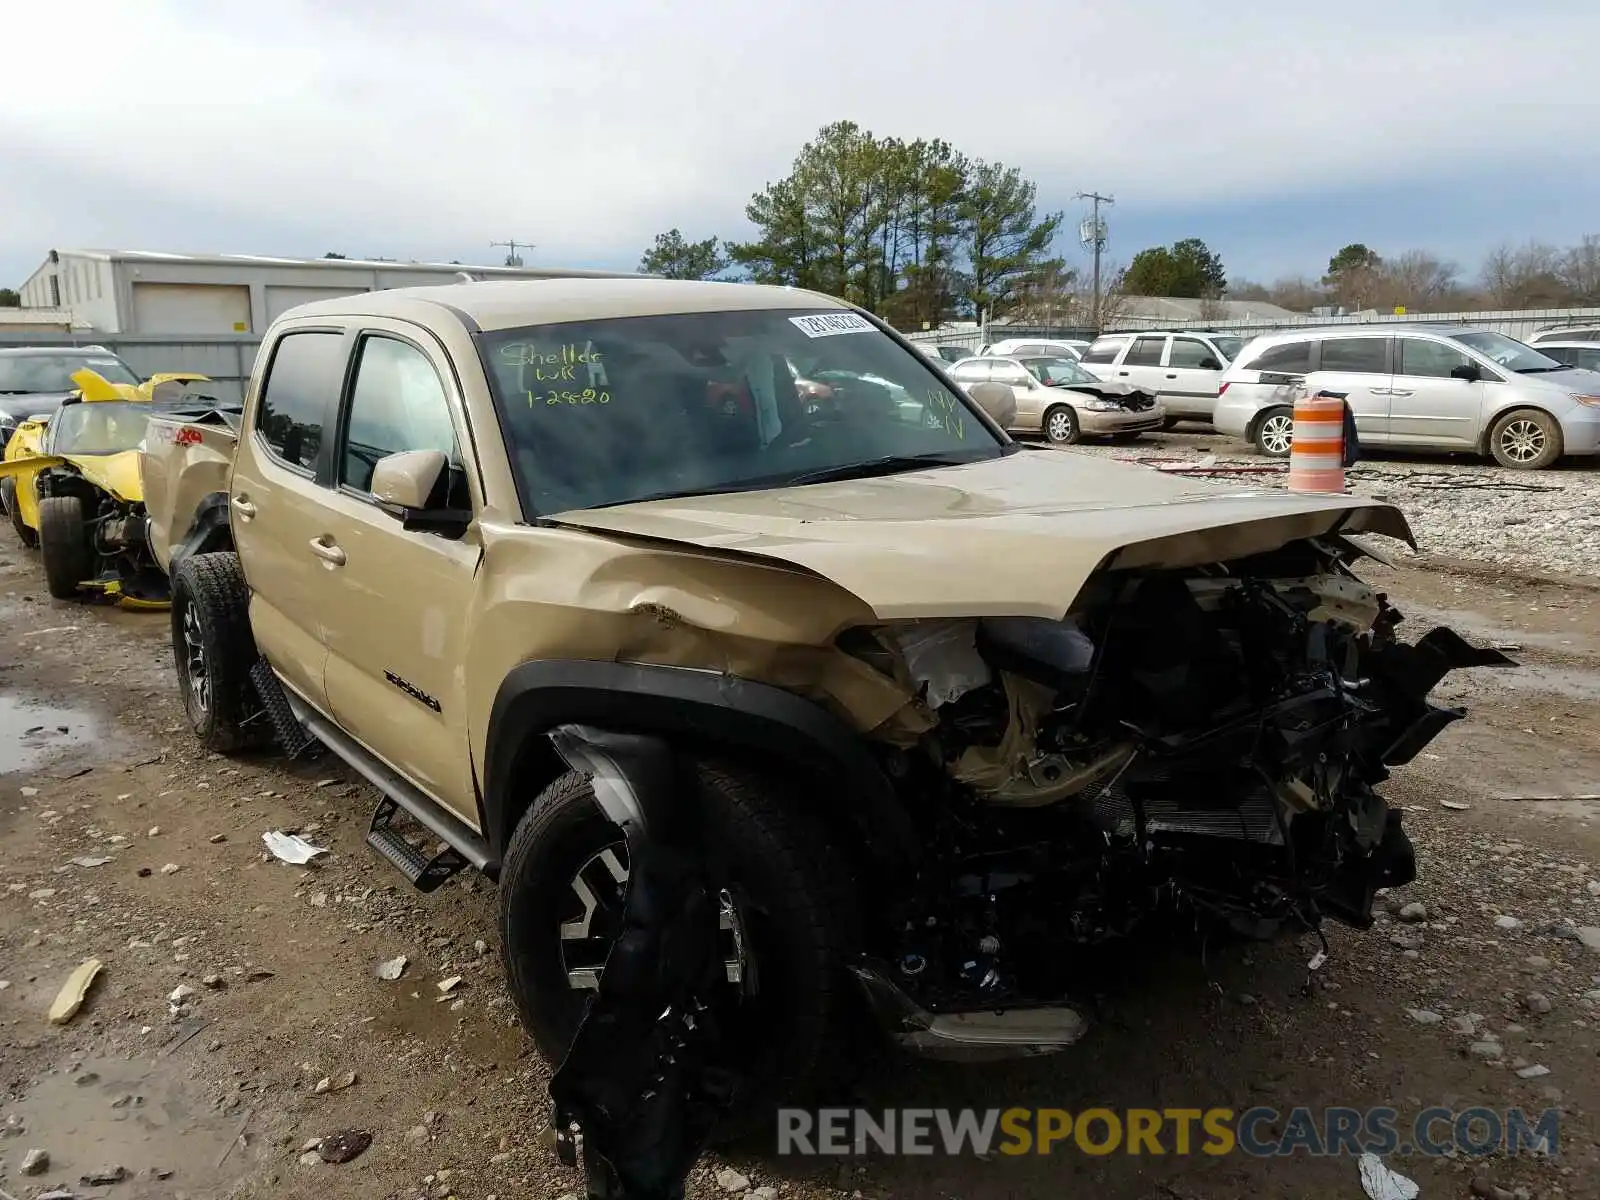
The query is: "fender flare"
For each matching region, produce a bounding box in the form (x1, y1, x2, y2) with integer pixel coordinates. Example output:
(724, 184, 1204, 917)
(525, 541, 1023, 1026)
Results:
(482, 659, 917, 872)
(168, 491, 234, 569)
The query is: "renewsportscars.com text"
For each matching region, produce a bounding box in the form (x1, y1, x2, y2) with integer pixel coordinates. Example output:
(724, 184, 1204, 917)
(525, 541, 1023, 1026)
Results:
(777, 1106, 1559, 1158)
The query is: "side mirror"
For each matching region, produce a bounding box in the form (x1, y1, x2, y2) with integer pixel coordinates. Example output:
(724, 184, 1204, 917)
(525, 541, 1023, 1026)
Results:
(1199, 357, 1222, 371)
(1449, 364, 1481, 382)
(966, 381, 1017, 429)
(371, 449, 471, 536)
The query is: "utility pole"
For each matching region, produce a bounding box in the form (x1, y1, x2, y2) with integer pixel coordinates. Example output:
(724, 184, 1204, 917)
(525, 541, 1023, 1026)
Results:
(490, 239, 536, 268)
(1074, 192, 1113, 331)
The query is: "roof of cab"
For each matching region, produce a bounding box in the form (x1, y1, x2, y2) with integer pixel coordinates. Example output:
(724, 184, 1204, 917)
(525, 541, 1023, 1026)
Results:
(280, 278, 853, 332)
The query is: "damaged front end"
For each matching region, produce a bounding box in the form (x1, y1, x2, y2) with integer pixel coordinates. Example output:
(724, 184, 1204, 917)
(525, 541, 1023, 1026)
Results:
(846, 535, 1510, 1028)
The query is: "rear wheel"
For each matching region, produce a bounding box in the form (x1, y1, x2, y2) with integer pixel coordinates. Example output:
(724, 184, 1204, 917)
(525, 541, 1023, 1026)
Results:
(1043, 404, 1081, 445)
(1489, 408, 1562, 469)
(2, 478, 37, 548)
(38, 496, 92, 598)
(171, 552, 266, 752)
(1254, 406, 1295, 457)
(500, 761, 858, 1138)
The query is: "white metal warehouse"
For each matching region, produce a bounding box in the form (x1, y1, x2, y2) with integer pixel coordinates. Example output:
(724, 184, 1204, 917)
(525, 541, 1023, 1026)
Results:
(15, 249, 629, 335)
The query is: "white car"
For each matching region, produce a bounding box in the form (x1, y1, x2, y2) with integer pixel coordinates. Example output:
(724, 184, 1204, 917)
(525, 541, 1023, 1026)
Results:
(981, 338, 1091, 360)
(1077, 331, 1245, 424)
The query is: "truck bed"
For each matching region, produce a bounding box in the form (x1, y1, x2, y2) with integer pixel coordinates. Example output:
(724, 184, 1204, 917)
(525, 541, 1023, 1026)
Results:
(142, 410, 242, 573)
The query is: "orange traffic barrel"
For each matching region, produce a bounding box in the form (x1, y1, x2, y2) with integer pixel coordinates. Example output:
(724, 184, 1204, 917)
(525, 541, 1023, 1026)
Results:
(1286, 392, 1347, 493)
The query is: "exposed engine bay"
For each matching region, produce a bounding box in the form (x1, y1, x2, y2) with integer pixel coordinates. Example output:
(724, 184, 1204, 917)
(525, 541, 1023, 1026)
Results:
(851, 536, 1511, 1017)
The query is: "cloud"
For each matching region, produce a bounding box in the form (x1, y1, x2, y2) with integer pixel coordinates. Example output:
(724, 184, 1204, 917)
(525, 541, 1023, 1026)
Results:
(1, 0, 1595, 287)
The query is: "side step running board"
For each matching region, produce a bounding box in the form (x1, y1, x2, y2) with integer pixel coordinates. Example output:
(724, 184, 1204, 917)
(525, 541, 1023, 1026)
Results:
(249, 659, 322, 758)
(367, 797, 468, 892)
(282, 689, 495, 879)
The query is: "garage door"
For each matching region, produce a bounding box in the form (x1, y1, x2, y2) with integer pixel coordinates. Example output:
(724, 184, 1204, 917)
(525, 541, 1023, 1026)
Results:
(264, 285, 367, 323)
(131, 284, 253, 334)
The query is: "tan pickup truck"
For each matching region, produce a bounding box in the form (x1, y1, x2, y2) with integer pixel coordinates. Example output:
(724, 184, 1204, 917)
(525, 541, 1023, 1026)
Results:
(141, 278, 1502, 1156)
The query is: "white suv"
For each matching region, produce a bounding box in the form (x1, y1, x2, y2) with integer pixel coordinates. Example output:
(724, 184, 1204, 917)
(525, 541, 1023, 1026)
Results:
(1077, 331, 1246, 424)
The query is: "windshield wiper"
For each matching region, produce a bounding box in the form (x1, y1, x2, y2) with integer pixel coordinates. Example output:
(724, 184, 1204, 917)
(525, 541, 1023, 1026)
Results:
(784, 451, 982, 487)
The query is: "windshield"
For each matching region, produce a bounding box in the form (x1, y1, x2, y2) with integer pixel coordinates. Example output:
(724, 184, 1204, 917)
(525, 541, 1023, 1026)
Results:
(1211, 336, 1245, 362)
(1453, 332, 1564, 373)
(476, 308, 1003, 514)
(45, 400, 150, 455)
(1020, 357, 1097, 386)
(0, 353, 139, 394)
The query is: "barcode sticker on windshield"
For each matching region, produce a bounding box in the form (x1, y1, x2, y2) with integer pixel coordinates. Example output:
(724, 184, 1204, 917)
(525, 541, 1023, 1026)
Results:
(789, 313, 874, 338)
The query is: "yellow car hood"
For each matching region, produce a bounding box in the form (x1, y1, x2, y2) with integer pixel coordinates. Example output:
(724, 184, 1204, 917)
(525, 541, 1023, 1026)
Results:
(0, 450, 144, 502)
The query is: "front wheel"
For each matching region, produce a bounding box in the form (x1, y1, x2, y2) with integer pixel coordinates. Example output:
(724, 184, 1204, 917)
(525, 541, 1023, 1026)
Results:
(1043, 404, 1081, 445)
(171, 552, 267, 752)
(2, 478, 37, 548)
(499, 761, 858, 1138)
(38, 496, 92, 598)
(1489, 408, 1562, 469)
(1254, 406, 1295, 458)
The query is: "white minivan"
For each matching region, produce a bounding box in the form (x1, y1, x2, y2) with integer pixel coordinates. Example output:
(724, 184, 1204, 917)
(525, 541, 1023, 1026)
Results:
(1213, 327, 1600, 469)
(1077, 331, 1246, 425)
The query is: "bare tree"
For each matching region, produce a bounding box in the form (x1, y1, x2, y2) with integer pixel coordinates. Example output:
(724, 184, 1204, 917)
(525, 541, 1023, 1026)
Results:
(1480, 242, 1571, 309)
(1197, 291, 1229, 321)
(1004, 261, 1082, 325)
(1082, 265, 1132, 330)
(1560, 235, 1600, 305)
(1265, 276, 1329, 312)
(1371, 250, 1462, 311)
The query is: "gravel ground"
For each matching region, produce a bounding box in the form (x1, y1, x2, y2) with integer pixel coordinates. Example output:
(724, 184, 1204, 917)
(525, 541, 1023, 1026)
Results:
(1064, 428, 1600, 578)
(4, 504, 1600, 1199)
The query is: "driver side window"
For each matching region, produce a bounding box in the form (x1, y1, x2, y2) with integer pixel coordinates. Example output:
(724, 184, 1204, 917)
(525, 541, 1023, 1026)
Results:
(340, 336, 462, 498)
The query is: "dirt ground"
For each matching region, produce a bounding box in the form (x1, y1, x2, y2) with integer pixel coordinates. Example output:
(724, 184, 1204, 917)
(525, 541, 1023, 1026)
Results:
(3, 542, 1600, 1200)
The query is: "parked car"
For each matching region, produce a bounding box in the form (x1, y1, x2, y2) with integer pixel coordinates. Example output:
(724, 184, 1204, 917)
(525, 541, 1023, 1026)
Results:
(1077, 330, 1246, 424)
(913, 343, 973, 363)
(1527, 326, 1600, 346)
(1531, 341, 1600, 373)
(981, 338, 1092, 361)
(0, 345, 142, 451)
(1214, 327, 1600, 469)
(139, 278, 1494, 1195)
(947, 354, 1164, 444)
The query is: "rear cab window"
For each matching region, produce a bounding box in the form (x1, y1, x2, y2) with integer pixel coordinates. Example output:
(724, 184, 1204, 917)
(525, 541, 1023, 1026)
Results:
(256, 331, 346, 472)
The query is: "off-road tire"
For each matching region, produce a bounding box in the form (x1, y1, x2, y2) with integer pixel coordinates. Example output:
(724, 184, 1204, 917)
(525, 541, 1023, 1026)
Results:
(2, 478, 36, 548)
(1489, 407, 1562, 470)
(499, 761, 858, 1141)
(38, 495, 92, 598)
(171, 552, 267, 753)
(1043, 403, 1081, 445)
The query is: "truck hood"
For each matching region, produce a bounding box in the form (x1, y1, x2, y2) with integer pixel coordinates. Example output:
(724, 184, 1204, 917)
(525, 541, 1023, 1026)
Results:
(547, 449, 1414, 620)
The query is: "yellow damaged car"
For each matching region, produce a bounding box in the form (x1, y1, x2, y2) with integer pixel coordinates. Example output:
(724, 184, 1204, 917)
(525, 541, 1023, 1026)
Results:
(0, 369, 212, 606)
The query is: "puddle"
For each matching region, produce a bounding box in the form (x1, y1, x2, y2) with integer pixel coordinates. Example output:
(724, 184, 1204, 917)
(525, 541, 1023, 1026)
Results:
(3, 1055, 243, 1197)
(0, 695, 101, 774)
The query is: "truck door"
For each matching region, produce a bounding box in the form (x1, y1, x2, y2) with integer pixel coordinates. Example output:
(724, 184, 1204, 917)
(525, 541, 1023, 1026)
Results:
(229, 328, 352, 713)
(317, 327, 482, 826)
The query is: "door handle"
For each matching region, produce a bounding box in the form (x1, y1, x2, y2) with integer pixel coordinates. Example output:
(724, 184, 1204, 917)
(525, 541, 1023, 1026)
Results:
(1388, 389, 1414, 397)
(308, 536, 346, 567)
(231, 495, 256, 520)
(1118, 370, 1130, 376)
(1165, 373, 1178, 379)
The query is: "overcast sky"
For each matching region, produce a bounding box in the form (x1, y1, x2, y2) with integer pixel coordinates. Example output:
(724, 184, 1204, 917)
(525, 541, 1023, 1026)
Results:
(2, 0, 1594, 292)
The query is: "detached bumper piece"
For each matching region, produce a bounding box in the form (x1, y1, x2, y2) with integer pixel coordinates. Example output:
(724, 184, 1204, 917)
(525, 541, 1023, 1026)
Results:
(548, 727, 739, 1200)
